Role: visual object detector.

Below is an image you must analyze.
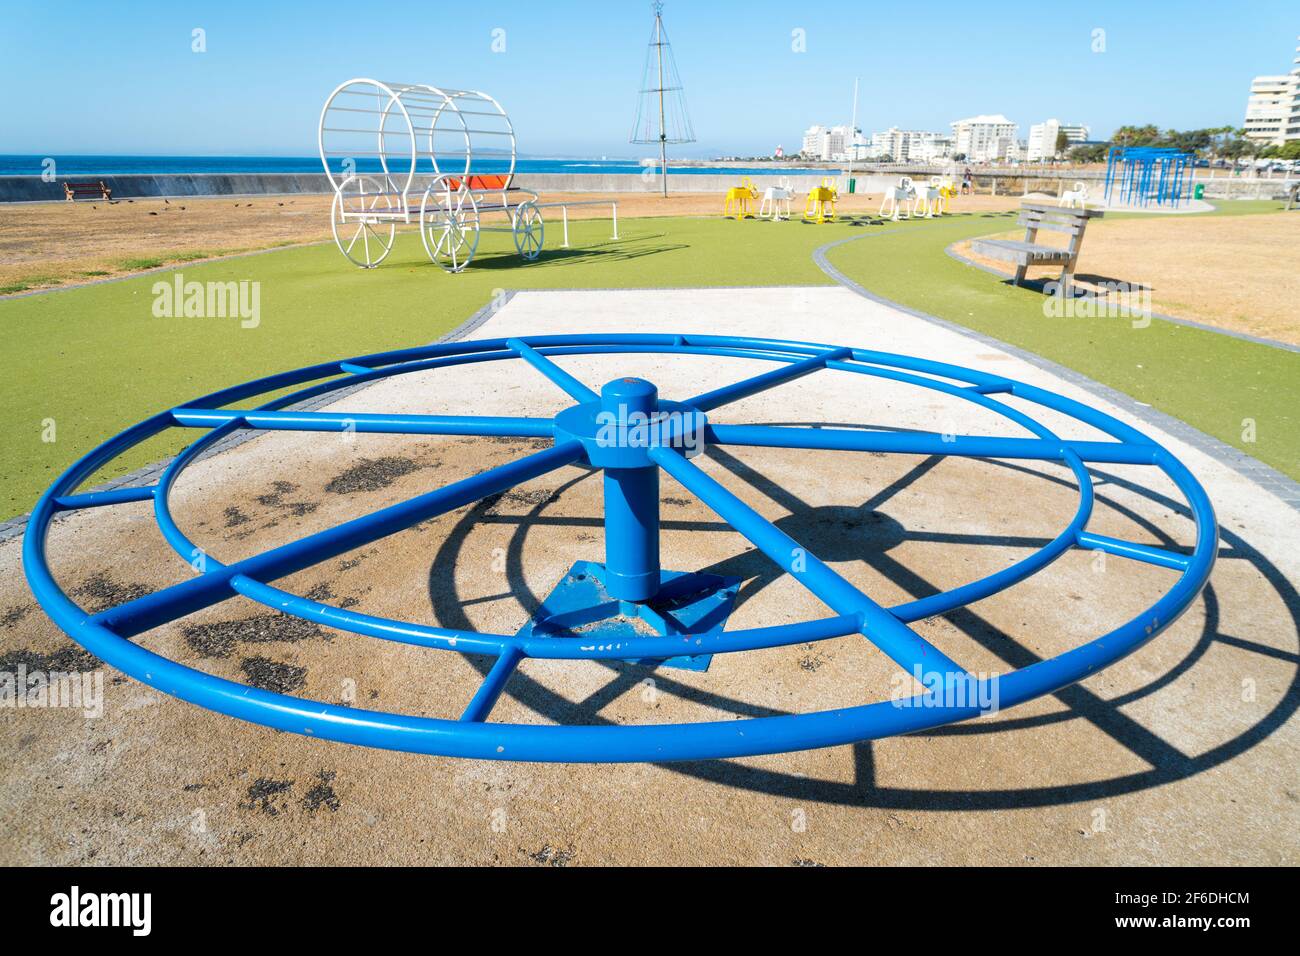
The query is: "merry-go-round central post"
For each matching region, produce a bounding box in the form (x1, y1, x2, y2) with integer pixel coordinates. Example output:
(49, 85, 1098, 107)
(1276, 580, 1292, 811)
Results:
(597, 377, 664, 602)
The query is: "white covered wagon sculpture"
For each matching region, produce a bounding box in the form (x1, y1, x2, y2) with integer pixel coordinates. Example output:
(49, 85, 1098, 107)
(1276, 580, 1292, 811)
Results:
(318, 78, 546, 272)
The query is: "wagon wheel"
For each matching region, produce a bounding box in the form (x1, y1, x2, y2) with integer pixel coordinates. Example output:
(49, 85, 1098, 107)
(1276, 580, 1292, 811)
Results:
(331, 175, 396, 268)
(512, 200, 545, 261)
(420, 178, 480, 273)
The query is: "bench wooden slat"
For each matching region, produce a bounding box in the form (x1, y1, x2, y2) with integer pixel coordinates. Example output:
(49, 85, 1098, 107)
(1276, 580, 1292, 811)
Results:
(971, 239, 1072, 263)
(1016, 215, 1084, 236)
(1020, 201, 1105, 218)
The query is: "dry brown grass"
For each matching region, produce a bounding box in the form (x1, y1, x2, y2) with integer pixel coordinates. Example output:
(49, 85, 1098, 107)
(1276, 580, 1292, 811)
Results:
(954, 212, 1300, 345)
(0, 195, 334, 293)
(0, 191, 1019, 294)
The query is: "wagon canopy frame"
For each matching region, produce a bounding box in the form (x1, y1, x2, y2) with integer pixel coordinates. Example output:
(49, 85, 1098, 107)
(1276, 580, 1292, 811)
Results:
(319, 77, 518, 205)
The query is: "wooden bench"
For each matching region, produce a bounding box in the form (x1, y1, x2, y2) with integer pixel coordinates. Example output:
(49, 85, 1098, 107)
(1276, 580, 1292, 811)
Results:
(970, 202, 1103, 295)
(63, 180, 112, 202)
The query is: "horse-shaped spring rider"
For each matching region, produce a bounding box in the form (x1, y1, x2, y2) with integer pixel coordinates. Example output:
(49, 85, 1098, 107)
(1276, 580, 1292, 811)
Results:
(912, 177, 945, 218)
(879, 176, 916, 221)
(758, 178, 797, 220)
(723, 177, 760, 219)
(802, 177, 837, 223)
(1060, 181, 1088, 209)
(938, 177, 959, 214)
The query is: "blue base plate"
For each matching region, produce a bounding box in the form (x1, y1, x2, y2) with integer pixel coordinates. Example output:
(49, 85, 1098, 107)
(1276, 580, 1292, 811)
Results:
(517, 560, 741, 671)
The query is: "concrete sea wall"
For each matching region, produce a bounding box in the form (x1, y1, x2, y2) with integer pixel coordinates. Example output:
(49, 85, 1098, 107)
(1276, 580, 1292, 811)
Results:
(0, 171, 847, 203)
(0, 173, 336, 203)
(1, 169, 1292, 203)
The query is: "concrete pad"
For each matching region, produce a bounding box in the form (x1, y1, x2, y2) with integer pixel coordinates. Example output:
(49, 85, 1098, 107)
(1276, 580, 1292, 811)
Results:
(1100, 198, 1216, 214)
(1, 286, 1296, 865)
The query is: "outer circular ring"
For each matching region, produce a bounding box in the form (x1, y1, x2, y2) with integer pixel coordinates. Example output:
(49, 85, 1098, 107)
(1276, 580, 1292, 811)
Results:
(23, 334, 1217, 762)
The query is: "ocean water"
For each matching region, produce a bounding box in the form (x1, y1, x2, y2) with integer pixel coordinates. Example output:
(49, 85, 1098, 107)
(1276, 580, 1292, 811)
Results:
(0, 155, 836, 178)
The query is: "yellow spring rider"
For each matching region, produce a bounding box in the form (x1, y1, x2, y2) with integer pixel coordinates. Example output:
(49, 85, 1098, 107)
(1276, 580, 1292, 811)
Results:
(803, 177, 837, 223)
(723, 177, 760, 219)
(938, 178, 959, 214)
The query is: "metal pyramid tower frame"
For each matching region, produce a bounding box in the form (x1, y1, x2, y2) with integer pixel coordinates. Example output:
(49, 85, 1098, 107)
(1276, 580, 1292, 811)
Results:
(630, 1, 695, 197)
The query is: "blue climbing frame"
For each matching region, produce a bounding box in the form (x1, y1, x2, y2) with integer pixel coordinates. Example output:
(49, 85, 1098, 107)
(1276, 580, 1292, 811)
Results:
(23, 333, 1217, 762)
(1104, 146, 1194, 208)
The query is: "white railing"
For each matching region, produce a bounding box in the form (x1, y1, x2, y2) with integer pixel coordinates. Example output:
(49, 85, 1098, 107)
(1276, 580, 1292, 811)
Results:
(532, 199, 620, 247)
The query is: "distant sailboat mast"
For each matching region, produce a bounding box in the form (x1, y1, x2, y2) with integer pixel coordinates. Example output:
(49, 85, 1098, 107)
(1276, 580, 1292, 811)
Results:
(655, 12, 667, 184)
(630, 1, 695, 197)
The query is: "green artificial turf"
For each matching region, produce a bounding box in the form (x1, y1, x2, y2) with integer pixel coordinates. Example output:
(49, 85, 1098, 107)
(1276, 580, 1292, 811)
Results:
(0, 216, 837, 518)
(2, 200, 1295, 521)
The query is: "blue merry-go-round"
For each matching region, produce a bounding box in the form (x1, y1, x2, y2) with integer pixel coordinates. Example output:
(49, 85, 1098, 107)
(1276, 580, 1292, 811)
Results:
(23, 334, 1216, 762)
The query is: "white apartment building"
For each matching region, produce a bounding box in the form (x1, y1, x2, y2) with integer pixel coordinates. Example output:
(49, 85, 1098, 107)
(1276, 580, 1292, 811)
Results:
(802, 124, 868, 161)
(845, 128, 870, 162)
(870, 128, 954, 162)
(916, 134, 955, 162)
(950, 114, 1019, 162)
(870, 128, 921, 161)
(1026, 119, 1091, 161)
(870, 128, 903, 160)
(802, 125, 836, 159)
(1244, 74, 1298, 146)
(1290, 37, 1300, 140)
(1244, 37, 1300, 146)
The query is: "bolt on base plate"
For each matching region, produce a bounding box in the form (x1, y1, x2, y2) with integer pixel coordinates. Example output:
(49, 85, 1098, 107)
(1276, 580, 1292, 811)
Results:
(517, 560, 741, 671)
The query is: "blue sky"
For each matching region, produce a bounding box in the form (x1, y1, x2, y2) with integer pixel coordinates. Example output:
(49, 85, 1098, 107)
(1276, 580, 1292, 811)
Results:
(1, 0, 1296, 157)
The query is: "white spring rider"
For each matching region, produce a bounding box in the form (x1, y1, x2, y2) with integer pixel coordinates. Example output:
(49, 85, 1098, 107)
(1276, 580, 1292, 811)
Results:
(879, 176, 917, 221)
(912, 177, 943, 218)
(1060, 181, 1088, 209)
(758, 178, 797, 220)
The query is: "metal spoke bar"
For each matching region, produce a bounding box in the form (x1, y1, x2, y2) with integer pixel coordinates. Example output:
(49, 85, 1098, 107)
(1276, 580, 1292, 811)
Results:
(170, 407, 554, 439)
(686, 347, 853, 412)
(706, 424, 1158, 465)
(1075, 531, 1191, 571)
(53, 485, 157, 511)
(966, 381, 1014, 395)
(459, 647, 525, 723)
(650, 446, 964, 677)
(89, 441, 583, 638)
(506, 338, 600, 404)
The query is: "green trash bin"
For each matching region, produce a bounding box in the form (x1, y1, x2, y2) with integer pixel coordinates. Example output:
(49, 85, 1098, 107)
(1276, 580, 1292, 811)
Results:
(1193, 183, 1205, 199)
(848, 178, 856, 194)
